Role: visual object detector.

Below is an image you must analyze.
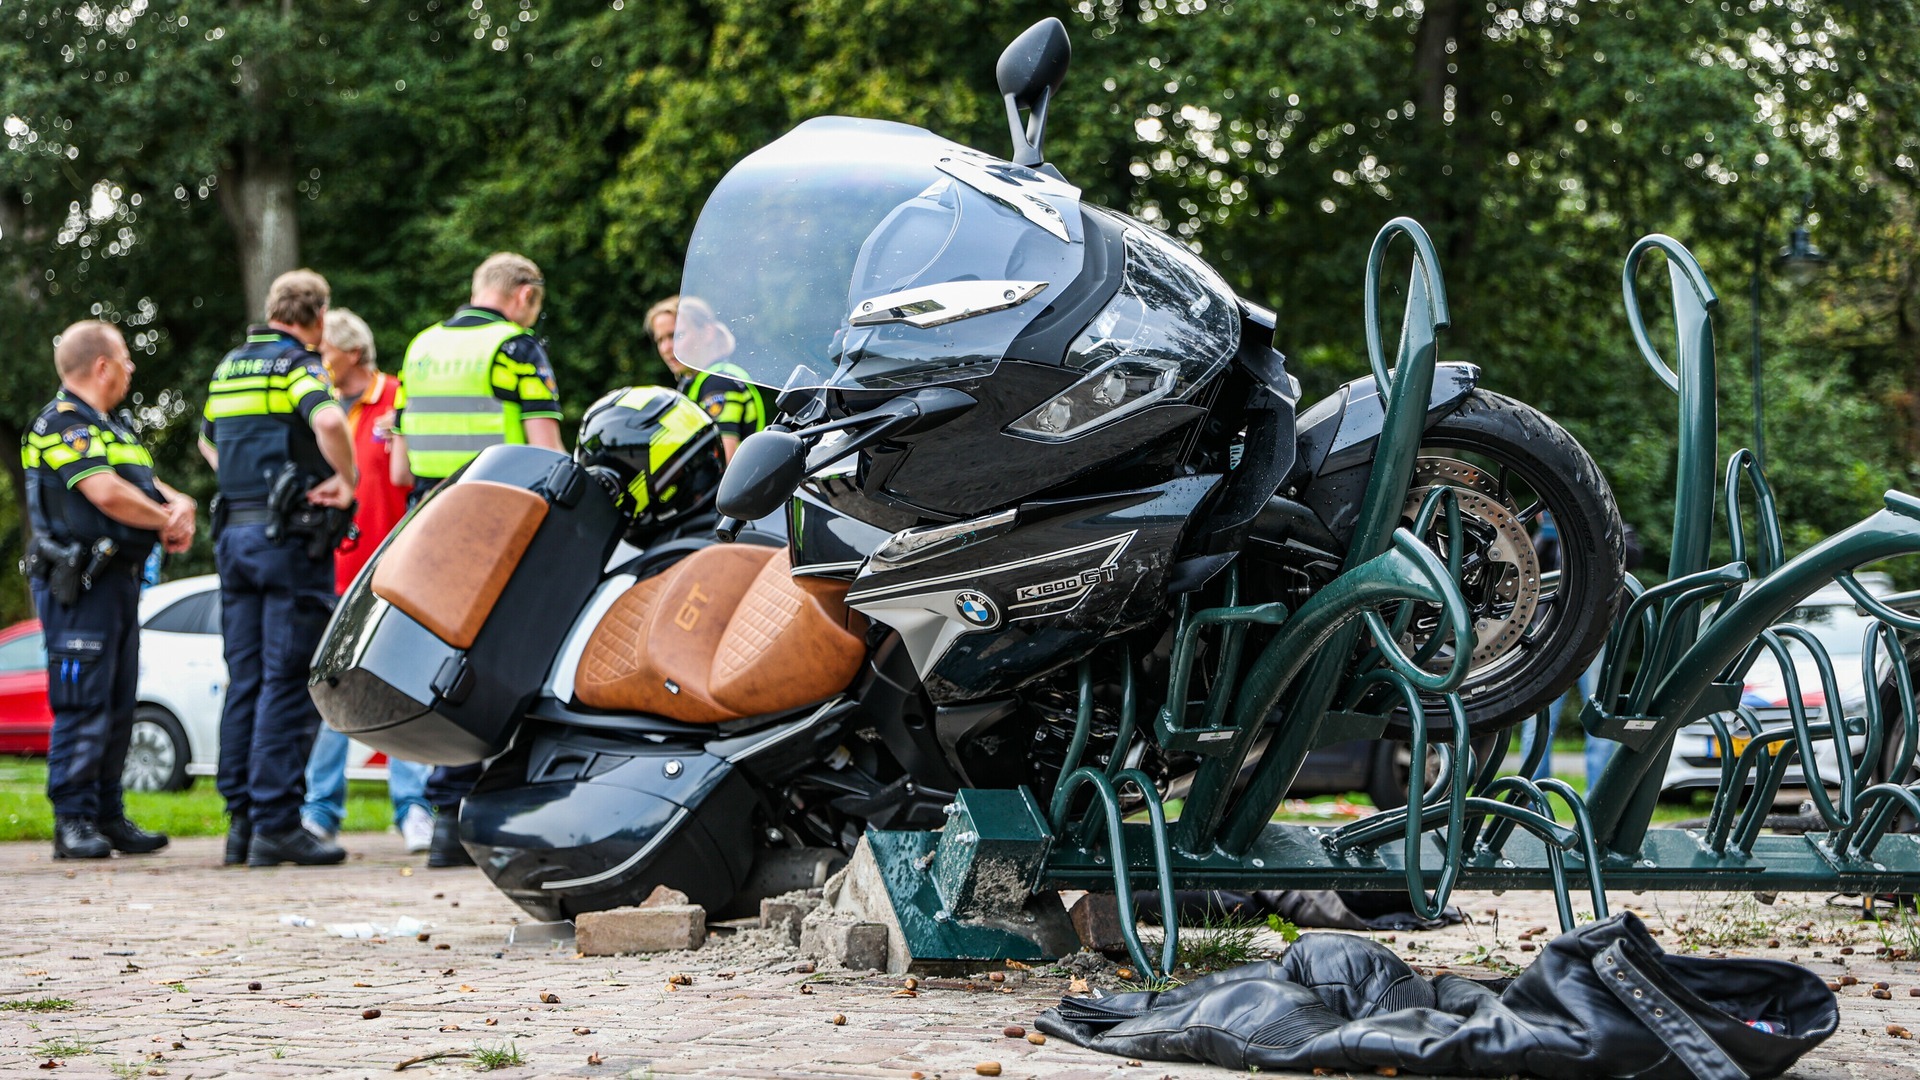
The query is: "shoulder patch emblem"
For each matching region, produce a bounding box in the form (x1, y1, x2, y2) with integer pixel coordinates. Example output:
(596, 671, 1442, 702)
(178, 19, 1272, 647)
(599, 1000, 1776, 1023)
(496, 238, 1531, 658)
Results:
(62, 428, 90, 453)
(55, 402, 76, 413)
(702, 396, 727, 417)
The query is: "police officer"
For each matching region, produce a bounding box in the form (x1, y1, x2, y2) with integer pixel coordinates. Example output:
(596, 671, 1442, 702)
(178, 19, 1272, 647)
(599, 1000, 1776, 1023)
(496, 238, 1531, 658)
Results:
(644, 295, 767, 460)
(388, 251, 562, 867)
(199, 270, 358, 867)
(22, 321, 197, 859)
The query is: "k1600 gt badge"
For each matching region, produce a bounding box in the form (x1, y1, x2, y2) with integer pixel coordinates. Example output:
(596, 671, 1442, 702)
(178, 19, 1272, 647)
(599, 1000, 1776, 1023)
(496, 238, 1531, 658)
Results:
(1015, 565, 1118, 603)
(954, 590, 999, 628)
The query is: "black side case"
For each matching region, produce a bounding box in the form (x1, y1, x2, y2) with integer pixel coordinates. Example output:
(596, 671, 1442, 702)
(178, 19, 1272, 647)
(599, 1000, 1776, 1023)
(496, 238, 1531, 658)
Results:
(310, 445, 623, 764)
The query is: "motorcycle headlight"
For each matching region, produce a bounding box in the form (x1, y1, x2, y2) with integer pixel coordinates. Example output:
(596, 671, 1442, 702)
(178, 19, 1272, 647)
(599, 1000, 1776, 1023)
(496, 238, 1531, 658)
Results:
(1009, 357, 1180, 439)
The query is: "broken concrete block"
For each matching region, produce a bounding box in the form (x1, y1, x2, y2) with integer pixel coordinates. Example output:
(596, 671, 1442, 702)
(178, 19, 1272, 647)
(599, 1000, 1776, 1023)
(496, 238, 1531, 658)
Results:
(1067, 891, 1127, 952)
(800, 918, 888, 971)
(575, 903, 705, 955)
(760, 894, 818, 946)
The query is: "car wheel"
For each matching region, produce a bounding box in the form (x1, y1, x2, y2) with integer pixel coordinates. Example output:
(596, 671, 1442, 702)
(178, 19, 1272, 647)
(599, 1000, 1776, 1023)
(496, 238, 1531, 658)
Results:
(122, 706, 192, 792)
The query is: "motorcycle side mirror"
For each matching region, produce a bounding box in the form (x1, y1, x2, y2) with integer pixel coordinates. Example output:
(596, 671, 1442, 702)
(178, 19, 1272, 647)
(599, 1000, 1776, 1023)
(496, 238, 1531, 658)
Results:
(716, 428, 809, 522)
(997, 17, 1070, 167)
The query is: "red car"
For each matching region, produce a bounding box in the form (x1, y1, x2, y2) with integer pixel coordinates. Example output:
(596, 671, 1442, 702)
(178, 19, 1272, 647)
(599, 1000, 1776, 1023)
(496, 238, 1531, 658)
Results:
(0, 619, 53, 755)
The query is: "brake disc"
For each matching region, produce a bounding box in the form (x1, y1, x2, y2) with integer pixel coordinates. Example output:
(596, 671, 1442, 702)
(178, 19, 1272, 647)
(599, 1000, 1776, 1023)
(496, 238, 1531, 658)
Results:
(1399, 456, 1542, 671)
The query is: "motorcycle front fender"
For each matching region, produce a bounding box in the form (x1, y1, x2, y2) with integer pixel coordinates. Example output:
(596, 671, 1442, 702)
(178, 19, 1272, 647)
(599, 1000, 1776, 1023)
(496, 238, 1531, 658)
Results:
(1291, 361, 1481, 480)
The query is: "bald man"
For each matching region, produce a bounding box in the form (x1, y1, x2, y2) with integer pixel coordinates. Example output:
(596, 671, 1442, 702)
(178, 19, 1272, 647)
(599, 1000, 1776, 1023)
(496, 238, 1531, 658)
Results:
(22, 321, 196, 859)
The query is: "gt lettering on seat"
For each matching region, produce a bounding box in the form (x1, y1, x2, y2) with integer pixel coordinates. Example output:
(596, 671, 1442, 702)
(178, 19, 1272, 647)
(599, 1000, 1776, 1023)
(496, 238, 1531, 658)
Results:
(675, 581, 713, 631)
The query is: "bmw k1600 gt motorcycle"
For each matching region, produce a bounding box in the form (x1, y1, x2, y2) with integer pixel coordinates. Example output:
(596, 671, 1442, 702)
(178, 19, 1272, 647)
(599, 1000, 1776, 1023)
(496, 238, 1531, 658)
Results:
(311, 18, 1623, 921)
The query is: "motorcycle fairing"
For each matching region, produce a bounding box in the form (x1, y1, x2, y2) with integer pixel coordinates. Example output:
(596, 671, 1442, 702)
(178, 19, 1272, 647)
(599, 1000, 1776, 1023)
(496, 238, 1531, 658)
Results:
(846, 474, 1220, 702)
(1293, 361, 1482, 480)
(461, 725, 757, 921)
(787, 481, 896, 578)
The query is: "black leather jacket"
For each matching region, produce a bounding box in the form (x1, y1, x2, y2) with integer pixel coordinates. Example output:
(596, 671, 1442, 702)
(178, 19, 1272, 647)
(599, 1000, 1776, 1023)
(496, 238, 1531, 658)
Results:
(1038, 912, 1835, 1079)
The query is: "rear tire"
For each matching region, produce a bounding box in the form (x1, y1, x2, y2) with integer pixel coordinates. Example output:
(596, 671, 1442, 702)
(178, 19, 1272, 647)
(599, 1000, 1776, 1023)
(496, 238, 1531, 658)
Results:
(122, 706, 192, 792)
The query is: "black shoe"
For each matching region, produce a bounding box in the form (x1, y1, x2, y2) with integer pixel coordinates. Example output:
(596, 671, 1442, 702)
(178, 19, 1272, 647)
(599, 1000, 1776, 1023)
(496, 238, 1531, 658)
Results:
(224, 815, 251, 866)
(427, 812, 473, 868)
(248, 826, 346, 867)
(97, 816, 169, 854)
(54, 816, 112, 860)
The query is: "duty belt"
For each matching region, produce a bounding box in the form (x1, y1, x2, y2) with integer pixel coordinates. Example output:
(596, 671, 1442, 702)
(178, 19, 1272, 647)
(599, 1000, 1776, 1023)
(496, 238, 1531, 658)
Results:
(223, 506, 276, 527)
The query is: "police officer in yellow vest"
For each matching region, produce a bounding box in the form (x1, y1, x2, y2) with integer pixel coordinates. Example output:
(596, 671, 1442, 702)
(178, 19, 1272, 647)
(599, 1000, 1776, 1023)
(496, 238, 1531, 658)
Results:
(644, 294, 767, 460)
(389, 251, 563, 866)
(389, 252, 564, 496)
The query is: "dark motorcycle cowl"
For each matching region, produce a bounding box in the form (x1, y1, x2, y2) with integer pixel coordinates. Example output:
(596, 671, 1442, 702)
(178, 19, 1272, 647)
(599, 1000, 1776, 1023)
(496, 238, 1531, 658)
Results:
(309, 445, 625, 764)
(845, 474, 1221, 702)
(461, 725, 757, 921)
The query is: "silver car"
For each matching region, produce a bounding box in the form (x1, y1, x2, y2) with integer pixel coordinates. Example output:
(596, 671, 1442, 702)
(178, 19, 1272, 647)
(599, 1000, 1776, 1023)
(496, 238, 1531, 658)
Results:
(1661, 574, 1894, 795)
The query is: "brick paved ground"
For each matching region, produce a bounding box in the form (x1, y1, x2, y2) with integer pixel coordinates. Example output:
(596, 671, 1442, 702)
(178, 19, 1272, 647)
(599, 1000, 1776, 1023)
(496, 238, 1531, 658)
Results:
(3, 835, 1920, 1078)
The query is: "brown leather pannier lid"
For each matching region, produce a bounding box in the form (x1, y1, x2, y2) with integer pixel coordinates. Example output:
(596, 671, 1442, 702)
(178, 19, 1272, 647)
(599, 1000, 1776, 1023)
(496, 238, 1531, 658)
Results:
(371, 480, 549, 649)
(574, 544, 866, 723)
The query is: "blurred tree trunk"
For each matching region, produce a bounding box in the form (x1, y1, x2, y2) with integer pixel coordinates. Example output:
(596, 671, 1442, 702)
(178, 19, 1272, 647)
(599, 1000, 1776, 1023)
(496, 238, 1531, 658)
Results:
(218, 145, 300, 322)
(2, 193, 39, 543)
(217, 0, 301, 322)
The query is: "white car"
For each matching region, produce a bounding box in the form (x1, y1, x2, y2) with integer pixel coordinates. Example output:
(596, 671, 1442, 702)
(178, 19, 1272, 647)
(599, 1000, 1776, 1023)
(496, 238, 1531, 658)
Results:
(126, 574, 389, 792)
(1661, 574, 1894, 795)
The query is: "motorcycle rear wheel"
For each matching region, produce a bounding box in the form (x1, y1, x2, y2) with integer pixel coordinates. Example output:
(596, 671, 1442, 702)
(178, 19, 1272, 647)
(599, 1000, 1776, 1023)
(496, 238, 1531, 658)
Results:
(1386, 389, 1625, 736)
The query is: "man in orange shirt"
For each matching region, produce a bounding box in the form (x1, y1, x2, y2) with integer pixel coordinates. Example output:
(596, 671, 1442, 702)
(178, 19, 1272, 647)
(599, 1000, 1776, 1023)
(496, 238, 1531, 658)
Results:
(299, 308, 434, 851)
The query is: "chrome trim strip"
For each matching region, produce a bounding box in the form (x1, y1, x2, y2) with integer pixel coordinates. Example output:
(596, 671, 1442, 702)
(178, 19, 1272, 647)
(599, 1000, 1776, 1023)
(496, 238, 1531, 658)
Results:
(869, 508, 1019, 572)
(540, 806, 690, 891)
(849, 280, 1048, 329)
(790, 559, 865, 578)
(847, 531, 1137, 604)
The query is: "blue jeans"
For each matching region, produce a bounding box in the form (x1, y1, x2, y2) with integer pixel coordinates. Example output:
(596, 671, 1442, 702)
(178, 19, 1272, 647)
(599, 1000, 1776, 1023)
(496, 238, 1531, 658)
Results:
(214, 523, 335, 834)
(1518, 657, 1618, 785)
(300, 725, 431, 833)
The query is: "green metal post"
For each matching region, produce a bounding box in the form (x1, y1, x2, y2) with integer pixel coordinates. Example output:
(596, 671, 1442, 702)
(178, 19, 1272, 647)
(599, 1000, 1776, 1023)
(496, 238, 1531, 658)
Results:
(1589, 493, 1920, 852)
(1191, 219, 1458, 858)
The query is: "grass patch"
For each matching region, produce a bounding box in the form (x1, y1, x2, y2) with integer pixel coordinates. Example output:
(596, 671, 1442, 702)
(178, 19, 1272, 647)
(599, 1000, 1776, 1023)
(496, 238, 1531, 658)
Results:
(0, 998, 74, 1012)
(1142, 906, 1274, 977)
(34, 1037, 95, 1057)
(0, 756, 396, 841)
(471, 1042, 524, 1070)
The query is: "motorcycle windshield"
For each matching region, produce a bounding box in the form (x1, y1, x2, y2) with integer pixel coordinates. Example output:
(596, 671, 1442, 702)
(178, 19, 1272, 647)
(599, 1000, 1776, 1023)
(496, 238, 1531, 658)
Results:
(677, 116, 1085, 393)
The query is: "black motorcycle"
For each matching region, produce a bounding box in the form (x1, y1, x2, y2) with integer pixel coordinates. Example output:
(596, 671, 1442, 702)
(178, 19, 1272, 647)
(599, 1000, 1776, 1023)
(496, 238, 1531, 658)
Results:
(312, 19, 1623, 921)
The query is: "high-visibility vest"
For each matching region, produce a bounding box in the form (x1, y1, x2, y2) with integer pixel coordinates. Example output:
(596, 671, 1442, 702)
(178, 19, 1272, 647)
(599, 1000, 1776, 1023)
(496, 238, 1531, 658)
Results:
(398, 317, 528, 479)
(685, 361, 768, 438)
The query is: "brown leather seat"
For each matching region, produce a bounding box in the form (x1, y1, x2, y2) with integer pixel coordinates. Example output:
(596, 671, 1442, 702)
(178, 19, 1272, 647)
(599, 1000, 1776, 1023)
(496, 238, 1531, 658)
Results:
(574, 545, 867, 723)
(372, 480, 549, 649)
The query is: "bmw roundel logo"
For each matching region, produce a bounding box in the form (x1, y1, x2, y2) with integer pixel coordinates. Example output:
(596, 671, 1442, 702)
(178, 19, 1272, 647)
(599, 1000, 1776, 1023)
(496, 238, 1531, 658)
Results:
(954, 590, 998, 628)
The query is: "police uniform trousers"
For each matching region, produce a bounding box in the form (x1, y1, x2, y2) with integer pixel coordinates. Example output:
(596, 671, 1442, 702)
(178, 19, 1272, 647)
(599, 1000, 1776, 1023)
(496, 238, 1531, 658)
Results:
(36, 568, 142, 821)
(214, 522, 336, 834)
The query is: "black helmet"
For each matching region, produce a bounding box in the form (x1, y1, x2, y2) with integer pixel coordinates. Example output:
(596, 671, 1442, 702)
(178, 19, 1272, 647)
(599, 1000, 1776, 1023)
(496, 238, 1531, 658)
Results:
(574, 387, 724, 542)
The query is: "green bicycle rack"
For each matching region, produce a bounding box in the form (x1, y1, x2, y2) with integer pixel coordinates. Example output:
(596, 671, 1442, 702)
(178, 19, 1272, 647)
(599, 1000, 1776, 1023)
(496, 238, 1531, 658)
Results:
(858, 221, 1920, 977)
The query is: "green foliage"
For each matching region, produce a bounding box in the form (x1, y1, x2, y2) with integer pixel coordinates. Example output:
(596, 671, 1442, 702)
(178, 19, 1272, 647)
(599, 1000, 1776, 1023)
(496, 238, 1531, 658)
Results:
(1265, 913, 1301, 943)
(6, 0, 1920, 593)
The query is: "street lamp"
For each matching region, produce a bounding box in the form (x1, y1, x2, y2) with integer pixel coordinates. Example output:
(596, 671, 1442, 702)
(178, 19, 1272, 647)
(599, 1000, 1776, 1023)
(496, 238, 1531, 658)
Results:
(1749, 218, 1828, 474)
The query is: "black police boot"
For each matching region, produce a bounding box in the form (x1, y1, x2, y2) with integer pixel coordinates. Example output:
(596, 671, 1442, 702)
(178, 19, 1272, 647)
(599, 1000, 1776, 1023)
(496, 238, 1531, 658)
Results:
(427, 812, 474, 868)
(248, 825, 346, 867)
(53, 815, 112, 860)
(224, 813, 251, 866)
(97, 816, 169, 854)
